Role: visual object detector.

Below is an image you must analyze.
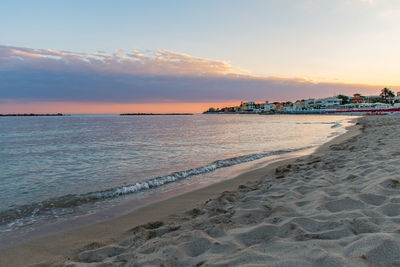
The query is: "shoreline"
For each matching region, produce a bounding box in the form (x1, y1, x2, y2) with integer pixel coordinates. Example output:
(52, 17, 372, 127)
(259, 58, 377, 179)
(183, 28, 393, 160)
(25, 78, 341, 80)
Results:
(0, 148, 312, 251)
(0, 119, 361, 266)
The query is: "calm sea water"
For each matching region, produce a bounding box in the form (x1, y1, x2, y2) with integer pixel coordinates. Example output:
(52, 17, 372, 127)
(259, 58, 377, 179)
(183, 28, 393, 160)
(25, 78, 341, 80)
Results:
(0, 114, 353, 237)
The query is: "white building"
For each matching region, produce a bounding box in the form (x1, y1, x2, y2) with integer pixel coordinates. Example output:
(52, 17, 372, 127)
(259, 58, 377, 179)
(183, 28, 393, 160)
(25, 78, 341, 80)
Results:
(300, 97, 341, 110)
(322, 97, 342, 108)
(305, 99, 316, 109)
(240, 101, 276, 113)
(293, 100, 307, 110)
(247, 101, 255, 111)
(262, 101, 276, 112)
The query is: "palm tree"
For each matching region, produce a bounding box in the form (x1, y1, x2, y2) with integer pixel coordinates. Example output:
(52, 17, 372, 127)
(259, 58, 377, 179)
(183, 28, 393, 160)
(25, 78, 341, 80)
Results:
(380, 88, 395, 103)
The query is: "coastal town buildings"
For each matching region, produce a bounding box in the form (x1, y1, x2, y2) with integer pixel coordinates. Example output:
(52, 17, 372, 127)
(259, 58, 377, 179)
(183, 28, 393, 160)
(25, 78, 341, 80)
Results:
(238, 101, 275, 113)
(204, 89, 400, 115)
(293, 97, 342, 110)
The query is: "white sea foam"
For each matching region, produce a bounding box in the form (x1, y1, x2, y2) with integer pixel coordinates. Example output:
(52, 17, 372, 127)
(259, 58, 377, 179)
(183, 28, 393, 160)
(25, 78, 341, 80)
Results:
(112, 148, 309, 196)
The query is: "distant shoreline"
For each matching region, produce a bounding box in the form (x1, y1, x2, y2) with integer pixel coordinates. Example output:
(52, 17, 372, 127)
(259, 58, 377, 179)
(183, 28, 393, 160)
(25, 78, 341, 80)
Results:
(120, 113, 193, 116)
(0, 113, 63, 117)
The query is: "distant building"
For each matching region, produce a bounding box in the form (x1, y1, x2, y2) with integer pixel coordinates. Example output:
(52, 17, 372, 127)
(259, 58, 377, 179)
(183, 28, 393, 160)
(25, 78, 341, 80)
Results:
(322, 97, 342, 108)
(292, 100, 308, 110)
(297, 97, 341, 110)
(247, 101, 255, 111)
(350, 94, 365, 103)
(364, 95, 382, 103)
(273, 103, 282, 111)
(239, 102, 248, 112)
(263, 101, 276, 112)
(220, 107, 236, 113)
(239, 101, 275, 113)
(204, 90, 399, 115)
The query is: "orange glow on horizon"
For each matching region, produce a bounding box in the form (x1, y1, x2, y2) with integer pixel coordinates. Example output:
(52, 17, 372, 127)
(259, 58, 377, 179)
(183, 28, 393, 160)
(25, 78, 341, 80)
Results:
(0, 101, 243, 114)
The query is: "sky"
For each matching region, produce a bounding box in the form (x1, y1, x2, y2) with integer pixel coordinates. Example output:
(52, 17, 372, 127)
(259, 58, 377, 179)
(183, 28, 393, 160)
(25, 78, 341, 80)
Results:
(1, 0, 399, 113)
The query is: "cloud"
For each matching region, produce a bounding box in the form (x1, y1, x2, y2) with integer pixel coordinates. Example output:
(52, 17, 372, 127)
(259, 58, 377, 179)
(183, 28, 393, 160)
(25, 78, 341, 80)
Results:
(0, 45, 383, 104)
(0, 45, 233, 76)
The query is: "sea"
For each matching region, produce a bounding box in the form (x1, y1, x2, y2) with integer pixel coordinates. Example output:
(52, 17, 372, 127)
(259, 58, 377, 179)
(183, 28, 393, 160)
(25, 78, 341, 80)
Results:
(0, 114, 354, 247)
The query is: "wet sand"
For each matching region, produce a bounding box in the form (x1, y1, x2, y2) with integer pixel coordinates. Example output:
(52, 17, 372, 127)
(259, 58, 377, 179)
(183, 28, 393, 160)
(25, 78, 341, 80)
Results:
(4, 116, 400, 266)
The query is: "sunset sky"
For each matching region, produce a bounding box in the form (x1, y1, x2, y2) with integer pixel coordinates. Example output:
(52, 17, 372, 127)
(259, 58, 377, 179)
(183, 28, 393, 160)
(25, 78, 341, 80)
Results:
(1, 0, 399, 113)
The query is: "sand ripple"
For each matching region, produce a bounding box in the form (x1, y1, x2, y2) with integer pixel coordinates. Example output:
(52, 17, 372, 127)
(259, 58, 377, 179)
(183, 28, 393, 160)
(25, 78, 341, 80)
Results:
(62, 116, 400, 267)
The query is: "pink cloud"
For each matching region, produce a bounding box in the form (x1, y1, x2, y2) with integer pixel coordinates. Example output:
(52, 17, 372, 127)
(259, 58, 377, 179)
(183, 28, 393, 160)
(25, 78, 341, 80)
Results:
(0, 45, 234, 76)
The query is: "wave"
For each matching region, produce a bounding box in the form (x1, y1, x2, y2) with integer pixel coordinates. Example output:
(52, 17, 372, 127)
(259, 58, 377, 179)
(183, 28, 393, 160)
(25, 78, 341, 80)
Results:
(0, 147, 312, 227)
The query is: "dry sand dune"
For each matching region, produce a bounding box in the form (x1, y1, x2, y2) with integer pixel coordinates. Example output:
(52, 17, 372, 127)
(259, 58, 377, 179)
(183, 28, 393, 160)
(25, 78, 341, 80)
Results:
(58, 116, 400, 266)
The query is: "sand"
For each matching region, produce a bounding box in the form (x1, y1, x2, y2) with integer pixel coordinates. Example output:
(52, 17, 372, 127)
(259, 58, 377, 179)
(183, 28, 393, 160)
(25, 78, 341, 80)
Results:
(2, 116, 400, 266)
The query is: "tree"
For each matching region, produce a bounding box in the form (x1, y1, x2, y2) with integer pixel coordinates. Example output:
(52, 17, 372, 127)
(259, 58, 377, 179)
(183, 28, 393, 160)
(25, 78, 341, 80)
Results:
(337, 94, 350, 104)
(380, 88, 395, 103)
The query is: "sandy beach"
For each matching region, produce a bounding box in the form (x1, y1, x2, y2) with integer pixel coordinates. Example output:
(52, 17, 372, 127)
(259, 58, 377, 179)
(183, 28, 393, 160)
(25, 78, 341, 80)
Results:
(2, 116, 400, 266)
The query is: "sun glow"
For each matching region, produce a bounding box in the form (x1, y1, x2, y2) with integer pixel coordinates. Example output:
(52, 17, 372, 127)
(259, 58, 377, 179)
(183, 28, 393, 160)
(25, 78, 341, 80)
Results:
(0, 101, 241, 114)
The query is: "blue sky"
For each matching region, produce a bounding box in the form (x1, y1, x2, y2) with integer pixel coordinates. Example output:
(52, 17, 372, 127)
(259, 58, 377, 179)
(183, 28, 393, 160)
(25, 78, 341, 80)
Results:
(3, 0, 399, 82)
(0, 0, 398, 112)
